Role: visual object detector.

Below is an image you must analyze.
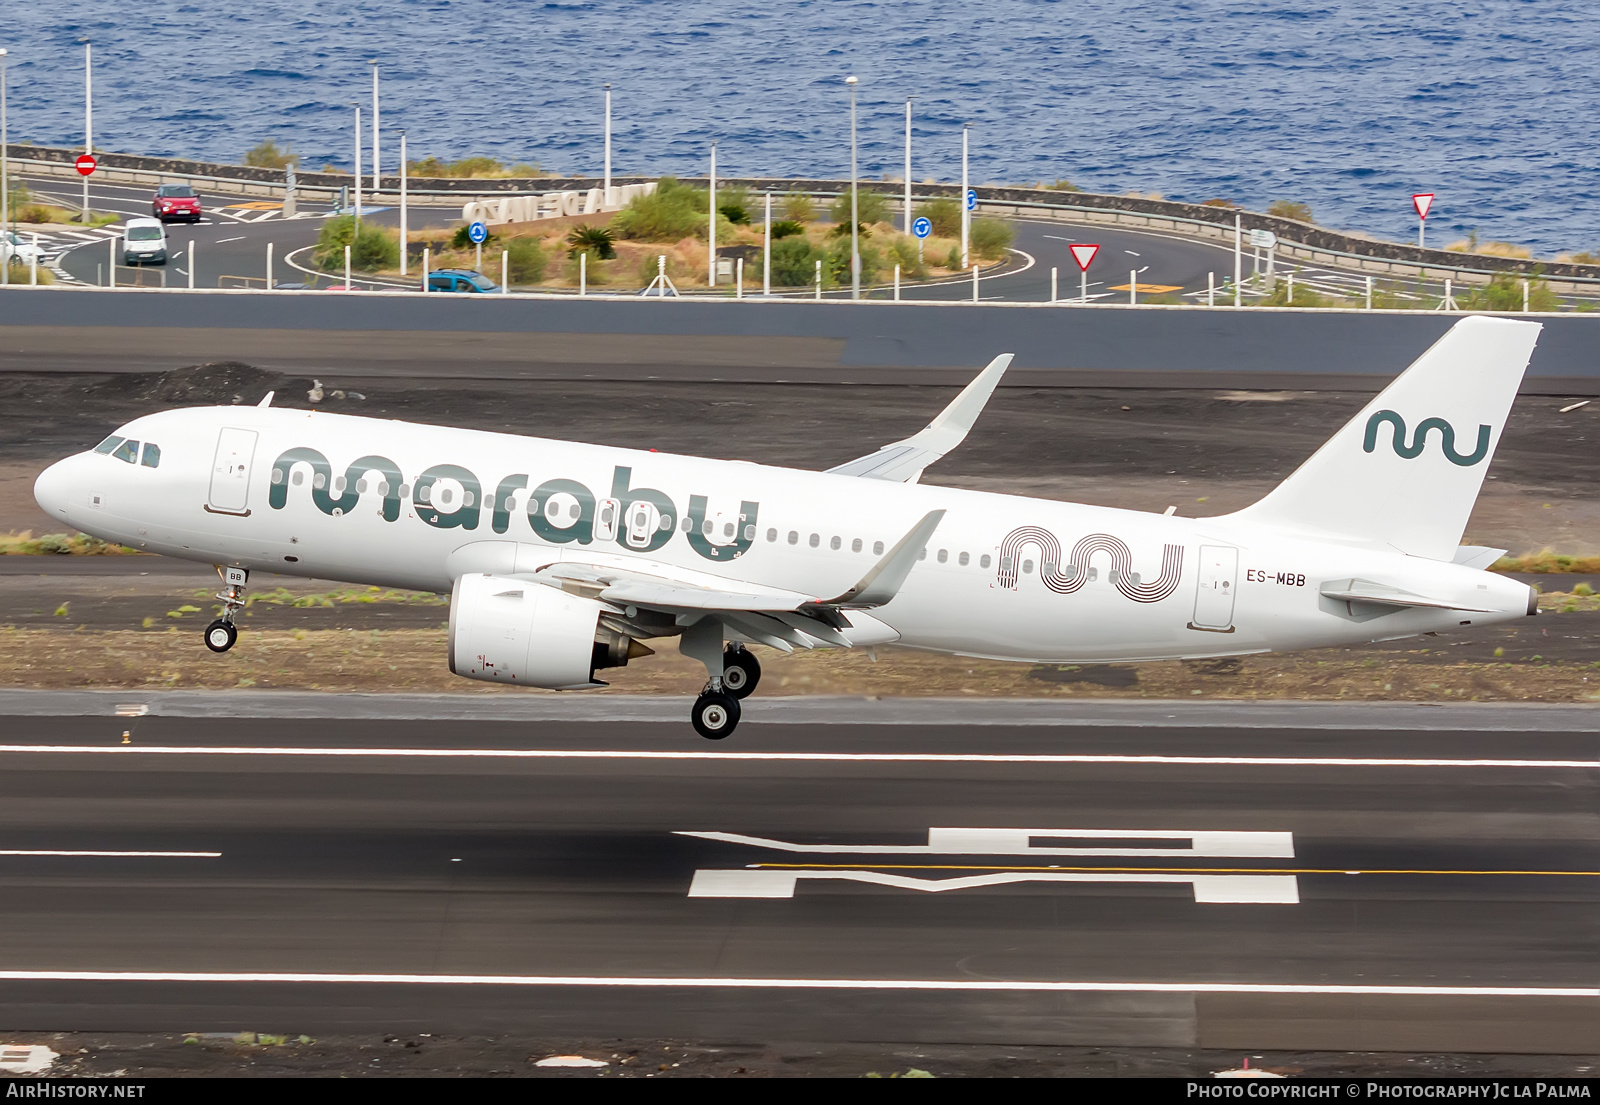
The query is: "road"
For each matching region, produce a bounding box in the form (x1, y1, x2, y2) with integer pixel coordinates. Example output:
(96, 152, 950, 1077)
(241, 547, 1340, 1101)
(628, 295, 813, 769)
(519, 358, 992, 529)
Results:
(0, 696, 1593, 1051)
(16, 171, 1539, 309)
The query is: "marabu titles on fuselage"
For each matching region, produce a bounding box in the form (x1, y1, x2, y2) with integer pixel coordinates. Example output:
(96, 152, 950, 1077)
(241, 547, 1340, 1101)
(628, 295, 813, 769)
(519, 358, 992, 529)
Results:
(34, 316, 1542, 739)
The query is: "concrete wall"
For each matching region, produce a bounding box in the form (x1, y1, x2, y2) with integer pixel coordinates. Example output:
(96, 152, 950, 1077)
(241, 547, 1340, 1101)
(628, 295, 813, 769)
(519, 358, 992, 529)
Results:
(0, 287, 1594, 393)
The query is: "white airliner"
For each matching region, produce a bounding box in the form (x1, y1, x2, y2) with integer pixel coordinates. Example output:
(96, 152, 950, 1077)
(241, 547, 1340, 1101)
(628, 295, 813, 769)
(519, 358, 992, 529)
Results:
(34, 316, 1540, 739)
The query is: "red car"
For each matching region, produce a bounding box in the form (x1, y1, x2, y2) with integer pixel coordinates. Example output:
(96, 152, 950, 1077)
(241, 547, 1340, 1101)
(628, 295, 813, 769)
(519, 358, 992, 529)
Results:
(151, 184, 202, 223)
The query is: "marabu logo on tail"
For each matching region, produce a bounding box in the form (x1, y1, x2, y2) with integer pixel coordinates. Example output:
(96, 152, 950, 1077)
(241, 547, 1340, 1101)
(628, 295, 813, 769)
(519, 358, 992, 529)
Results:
(996, 527, 1183, 603)
(1363, 410, 1491, 467)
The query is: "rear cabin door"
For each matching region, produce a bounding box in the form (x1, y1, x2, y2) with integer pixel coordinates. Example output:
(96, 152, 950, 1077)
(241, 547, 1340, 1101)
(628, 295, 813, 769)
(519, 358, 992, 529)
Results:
(208, 428, 258, 513)
(1190, 545, 1239, 631)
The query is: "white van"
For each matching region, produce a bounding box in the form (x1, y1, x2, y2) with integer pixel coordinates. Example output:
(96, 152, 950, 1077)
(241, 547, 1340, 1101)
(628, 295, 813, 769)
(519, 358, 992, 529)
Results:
(122, 217, 168, 265)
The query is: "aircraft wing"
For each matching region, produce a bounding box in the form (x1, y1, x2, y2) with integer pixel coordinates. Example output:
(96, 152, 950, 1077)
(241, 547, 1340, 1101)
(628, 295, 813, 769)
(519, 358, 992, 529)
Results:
(518, 510, 946, 650)
(826, 354, 1012, 483)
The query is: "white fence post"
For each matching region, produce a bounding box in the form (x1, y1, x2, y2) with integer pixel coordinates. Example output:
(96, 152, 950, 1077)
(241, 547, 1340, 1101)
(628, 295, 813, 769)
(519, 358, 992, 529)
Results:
(1207, 271, 1215, 307)
(1365, 274, 1373, 310)
(1522, 278, 1530, 313)
(1287, 272, 1293, 305)
(1130, 270, 1138, 305)
(971, 263, 978, 303)
(422, 247, 429, 292)
(108, 237, 115, 287)
(345, 244, 352, 288)
(1233, 214, 1241, 307)
(501, 249, 508, 293)
(894, 263, 900, 301)
(580, 251, 587, 297)
(187, 239, 195, 289)
(814, 259, 821, 300)
(30, 235, 38, 285)
(1050, 266, 1057, 303)
(266, 241, 273, 289)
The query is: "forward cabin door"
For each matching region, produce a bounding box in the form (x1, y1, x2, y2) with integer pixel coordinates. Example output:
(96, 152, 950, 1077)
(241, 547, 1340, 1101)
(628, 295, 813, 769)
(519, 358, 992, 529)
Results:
(1190, 545, 1239, 632)
(207, 428, 258, 514)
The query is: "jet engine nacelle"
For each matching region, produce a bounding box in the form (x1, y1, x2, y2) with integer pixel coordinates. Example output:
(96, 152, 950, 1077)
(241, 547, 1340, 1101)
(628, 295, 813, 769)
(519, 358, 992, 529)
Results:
(449, 572, 639, 689)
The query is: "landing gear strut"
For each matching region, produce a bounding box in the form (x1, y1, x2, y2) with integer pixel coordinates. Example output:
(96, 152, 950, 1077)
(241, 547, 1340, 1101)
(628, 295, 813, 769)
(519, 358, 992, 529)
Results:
(204, 566, 248, 654)
(721, 644, 761, 699)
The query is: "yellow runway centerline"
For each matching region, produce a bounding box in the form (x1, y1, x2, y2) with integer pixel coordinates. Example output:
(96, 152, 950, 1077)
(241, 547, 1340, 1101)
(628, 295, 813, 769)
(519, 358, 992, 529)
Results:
(754, 863, 1600, 877)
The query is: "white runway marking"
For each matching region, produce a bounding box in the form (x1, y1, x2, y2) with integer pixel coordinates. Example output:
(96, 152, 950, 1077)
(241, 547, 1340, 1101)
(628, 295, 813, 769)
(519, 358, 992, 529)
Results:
(680, 827, 1295, 857)
(214, 236, 246, 243)
(0, 850, 219, 858)
(0, 970, 1588, 997)
(687, 868, 1301, 903)
(0, 745, 1594, 769)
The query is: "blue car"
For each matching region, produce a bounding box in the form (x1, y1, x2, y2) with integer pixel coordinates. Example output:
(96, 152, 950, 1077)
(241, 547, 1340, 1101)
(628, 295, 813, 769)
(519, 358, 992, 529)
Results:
(427, 269, 500, 294)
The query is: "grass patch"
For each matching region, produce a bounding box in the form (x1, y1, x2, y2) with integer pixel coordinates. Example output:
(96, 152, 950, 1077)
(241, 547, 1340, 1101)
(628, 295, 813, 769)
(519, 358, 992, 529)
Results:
(0, 531, 139, 556)
(1493, 550, 1600, 574)
(313, 215, 399, 272)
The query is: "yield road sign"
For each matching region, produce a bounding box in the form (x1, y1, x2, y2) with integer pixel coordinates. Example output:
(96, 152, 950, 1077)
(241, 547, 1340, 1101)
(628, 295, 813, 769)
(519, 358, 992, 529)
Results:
(467, 220, 489, 244)
(911, 216, 932, 239)
(965, 189, 976, 211)
(75, 154, 97, 176)
(1413, 193, 1435, 220)
(1069, 243, 1100, 271)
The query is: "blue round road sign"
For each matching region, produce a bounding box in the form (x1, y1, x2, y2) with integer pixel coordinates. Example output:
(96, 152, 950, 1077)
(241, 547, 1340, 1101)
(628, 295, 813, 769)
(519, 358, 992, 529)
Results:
(965, 189, 977, 211)
(467, 221, 489, 245)
(912, 216, 932, 239)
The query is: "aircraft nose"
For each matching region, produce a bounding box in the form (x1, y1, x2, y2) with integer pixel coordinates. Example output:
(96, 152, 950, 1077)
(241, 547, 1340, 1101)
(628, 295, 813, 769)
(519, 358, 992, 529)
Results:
(33, 456, 79, 520)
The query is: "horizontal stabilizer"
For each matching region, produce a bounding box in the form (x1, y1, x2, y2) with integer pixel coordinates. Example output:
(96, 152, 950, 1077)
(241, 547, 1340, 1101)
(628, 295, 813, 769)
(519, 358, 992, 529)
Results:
(1318, 578, 1497, 613)
(1452, 545, 1507, 571)
(827, 354, 1012, 483)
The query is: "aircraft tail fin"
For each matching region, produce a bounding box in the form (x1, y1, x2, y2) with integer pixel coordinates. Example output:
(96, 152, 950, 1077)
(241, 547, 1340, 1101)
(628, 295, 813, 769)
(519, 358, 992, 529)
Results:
(1226, 316, 1540, 561)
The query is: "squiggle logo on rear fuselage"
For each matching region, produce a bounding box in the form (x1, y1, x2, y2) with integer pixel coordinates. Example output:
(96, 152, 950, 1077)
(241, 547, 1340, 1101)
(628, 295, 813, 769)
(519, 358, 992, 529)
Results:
(997, 528, 1183, 603)
(1363, 410, 1491, 467)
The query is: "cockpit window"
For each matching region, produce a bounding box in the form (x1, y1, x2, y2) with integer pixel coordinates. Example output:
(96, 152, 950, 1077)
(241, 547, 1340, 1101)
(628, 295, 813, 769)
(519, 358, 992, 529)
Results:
(94, 435, 124, 455)
(140, 443, 161, 468)
(111, 439, 140, 464)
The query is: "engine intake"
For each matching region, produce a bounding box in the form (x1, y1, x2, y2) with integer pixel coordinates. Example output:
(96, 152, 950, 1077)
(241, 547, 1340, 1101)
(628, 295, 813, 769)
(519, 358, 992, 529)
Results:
(449, 573, 643, 689)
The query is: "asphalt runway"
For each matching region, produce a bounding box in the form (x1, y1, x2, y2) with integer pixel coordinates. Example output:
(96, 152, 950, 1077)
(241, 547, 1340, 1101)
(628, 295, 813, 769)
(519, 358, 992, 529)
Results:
(0, 698, 1592, 1052)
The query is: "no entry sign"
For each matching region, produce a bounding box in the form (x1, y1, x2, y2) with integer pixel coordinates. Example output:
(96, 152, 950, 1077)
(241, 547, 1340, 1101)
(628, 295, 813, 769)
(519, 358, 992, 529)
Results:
(1412, 193, 1435, 220)
(75, 154, 97, 176)
(1069, 243, 1100, 271)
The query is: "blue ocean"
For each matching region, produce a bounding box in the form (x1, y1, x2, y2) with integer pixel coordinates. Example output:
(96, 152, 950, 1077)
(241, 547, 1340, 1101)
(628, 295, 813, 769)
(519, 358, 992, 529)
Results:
(10, 2, 1598, 255)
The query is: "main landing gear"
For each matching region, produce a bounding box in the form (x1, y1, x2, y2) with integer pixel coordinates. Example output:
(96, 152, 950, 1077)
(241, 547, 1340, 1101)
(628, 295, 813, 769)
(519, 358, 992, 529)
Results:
(681, 623, 763, 740)
(203, 566, 249, 654)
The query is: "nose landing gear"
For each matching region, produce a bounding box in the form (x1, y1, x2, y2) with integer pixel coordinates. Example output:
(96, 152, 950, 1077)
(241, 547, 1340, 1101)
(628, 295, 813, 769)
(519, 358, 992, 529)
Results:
(203, 566, 248, 654)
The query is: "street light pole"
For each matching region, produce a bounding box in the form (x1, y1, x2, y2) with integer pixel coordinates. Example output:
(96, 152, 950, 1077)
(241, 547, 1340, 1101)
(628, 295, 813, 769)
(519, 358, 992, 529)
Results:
(903, 97, 912, 235)
(351, 104, 362, 228)
(399, 131, 408, 276)
(369, 61, 379, 195)
(707, 141, 717, 287)
(83, 42, 92, 223)
(603, 83, 612, 203)
(847, 74, 859, 301)
(960, 123, 970, 271)
(763, 191, 771, 296)
(1, 48, 9, 287)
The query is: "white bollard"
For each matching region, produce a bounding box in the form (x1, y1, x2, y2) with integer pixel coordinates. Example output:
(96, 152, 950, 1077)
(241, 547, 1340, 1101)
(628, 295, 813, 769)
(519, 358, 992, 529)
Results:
(971, 263, 979, 303)
(187, 239, 195, 289)
(894, 263, 901, 301)
(31, 234, 39, 286)
(580, 251, 587, 297)
(1287, 272, 1294, 305)
(1522, 278, 1530, 313)
(345, 244, 352, 289)
(1130, 270, 1137, 306)
(108, 237, 115, 287)
(422, 247, 430, 292)
(266, 241, 274, 289)
(1443, 277, 1452, 310)
(736, 256, 743, 299)
(502, 250, 508, 293)
(1207, 271, 1215, 307)
(1365, 274, 1373, 310)
(1050, 266, 1058, 304)
(814, 259, 821, 300)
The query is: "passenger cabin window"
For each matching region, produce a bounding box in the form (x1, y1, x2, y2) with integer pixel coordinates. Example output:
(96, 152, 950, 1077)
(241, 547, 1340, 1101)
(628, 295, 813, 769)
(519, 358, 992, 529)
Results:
(111, 439, 140, 464)
(787, 531, 798, 545)
(808, 533, 819, 548)
(830, 536, 841, 550)
(140, 443, 161, 468)
(851, 538, 862, 553)
(94, 435, 124, 455)
(766, 528, 777, 543)
(958, 551, 969, 567)
(873, 541, 884, 556)
(981, 554, 992, 569)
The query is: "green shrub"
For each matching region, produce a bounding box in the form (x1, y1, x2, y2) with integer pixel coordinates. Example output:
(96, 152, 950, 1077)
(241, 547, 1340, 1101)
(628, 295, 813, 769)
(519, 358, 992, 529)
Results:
(825, 239, 881, 285)
(567, 249, 609, 285)
(314, 215, 398, 271)
(717, 184, 751, 225)
(505, 237, 547, 283)
(244, 140, 298, 169)
(566, 224, 616, 259)
(944, 245, 962, 270)
(4, 176, 30, 210)
(611, 176, 708, 241)
(828, 221, 871, 240)
(781, 192, 817, 223)
(969, 217, 1014, 261)
(889, 236, 928, 280)
(718, 203, 750, 225)
(829, 189, 889, 226)
(1267, 200, 1314, 224)
(1038, 178, 1080, 192)
(1458, 271, 1559, 312)
(769, 236, 825, 287)
(770, 219, 805, 239)
(924, 197, 962, 238)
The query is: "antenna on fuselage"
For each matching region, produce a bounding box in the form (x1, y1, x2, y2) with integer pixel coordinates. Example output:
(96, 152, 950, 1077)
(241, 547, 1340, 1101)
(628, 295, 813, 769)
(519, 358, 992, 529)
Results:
(257, 391, 275, 407)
